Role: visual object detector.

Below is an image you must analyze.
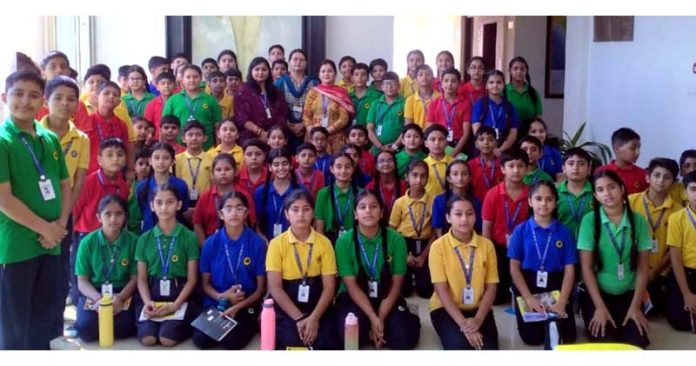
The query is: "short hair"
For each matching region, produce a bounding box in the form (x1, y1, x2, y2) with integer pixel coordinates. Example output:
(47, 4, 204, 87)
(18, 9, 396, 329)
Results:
(475, 125, 497, 139)
(171, 53, 189, 62)
(243, 138, 268, 153)
(217, 49, 237, 63)
(563, 147, 592, 164)
(155, 71, 175, 83)
(133, 117, 152, 127)
(181, 64, 202, 76)
(148, 56, 170, 72)
(310, 126, 329, 138)
(369, 58, 388, 72)
(272, 59, 288, 70)
(296, 143, 317, 155)
(84, 65, 110, 82)
(338, 55, 356, 67)
(353, 63, 369, 74)
(5, 70, 45, 93)
(647, 157, 679, 179)
(45, 76, 79, 99)
(182, 120, 205, 134)
(424, 124, 448, 139)
(201, 57, 218, 68)
(160, 115, 181, 128)
(402, 123, 424, 138)
(415, 64, 433, 75)
(383, 71, 399, 81)
(224, 68, 242, 79)
(97, 80, 121, 95)
(268, 44, 285, 55)
(441, 67, 461, 81)
(519, 135, 543, 150)
(99, 137, 126, 154)
(684, 171, 696, 187)
(679, 149, 696, 168)
(500, 147, 530, 166)
(118, 65, 130, 78)
(207, 70, 225, 81)
(134, 146, 151, 161)
(40, 51, 69, 70)
(347, 124, 368, 136)
(611, 127, 641, 147)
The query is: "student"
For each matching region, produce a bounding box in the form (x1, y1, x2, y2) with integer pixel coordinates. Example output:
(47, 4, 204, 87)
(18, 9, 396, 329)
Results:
(426, 68, 471, 158)
(434, 160, 482, 237)
(201, 58, 220, 85)
(458, 56, 486, 107)
(432, 51, 455, 93)
(117, 65, 131, 95)
(335, 190, 420, 349)
(400, 49, 425, 98)
(74, 195, 138, 342)
(368, 58, 388, 94)
(310, 127, 332, 181)
(238, 138, 269, 195)
(159, 115, 186, 154)
(266, 190, 340, 350)
(217, 49, 238, 74)
(404, 64, 438, 129)
(36, 51, 90, 126)
(272, 59, 288, 81)
(147, 56, 171, 96)
(80, 66, 136, 142)
(429, 195, 499, 350)
(207, 119, 243, 167)
(133, 117, 154, 149)
(128, 147, 151, 234)
(234, 58, 288, 143)
(208, 70, 234, 120)
(350, 63, 382, 126)
(268, 44, 285, 64)
(597, 127, 647, 195)
(195, 191, 267, 349)
(341, 143, 371, 188)
(347, 124, 375, 177)
(295, 143, 325, 200)
(577, 170, 652, 349)
(670, 149, 696, 205)
(395, 123, 427, 179)
(174, 120, 213, 208)
(225, 68, 244, 97)
(557, 147, 594, 239)
(628, 158, 682, 315)
(471, 70, 520, 156)
(506, 57, 543, 137)
(315, 152, 361, 243)
(144, 72, 176, 140)
(665, 171, 696, 332)
(366, 151, 406, 220)
(367, 71, 405, 155)
(482, 148, 530, 305)
(135, 183, 199, 347)
(423, 124, 454, 198)
(527, 117, 563, 180)
(123, 65, 155, 119)
(173, 64, 187, 94)
(268, 125, 289, 150)
(170, 53, 190, 79)
(390, 160, 435, 298)
(336, 55, 356, 93)
(302, 60, 354, 154)
(468, 126, 503, 203)
(193, 154, 255, 244)
(136, 143, 189, 232)
(0, 71, 71, 350)
(508, 181, 577, 347)
(520, 136, 554, 185)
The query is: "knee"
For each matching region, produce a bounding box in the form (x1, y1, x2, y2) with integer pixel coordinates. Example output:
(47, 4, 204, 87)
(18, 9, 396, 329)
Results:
(159, 337, 179, 347)
(139, 336, 158, 347)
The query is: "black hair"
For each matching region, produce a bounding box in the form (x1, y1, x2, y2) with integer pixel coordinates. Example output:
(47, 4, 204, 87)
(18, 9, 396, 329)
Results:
(296, 143, 317, 155)
(406, 49, 425, 63)
(528, 180, 559, 218)
(138, 142, 176, 205)
(369, 58, 388, 73)
(99, 137, 126, 154)
(212, 152, 238, 172)
(148, 56, 170, 72)
(441, 67, 461, 82)
(97, 80, 121, 95)
(646, 157, 679, 179)
(272, 59, 288, 70)
(40, 51, 69, 70)
(464, 56, 485, 82)
(684, 171, 696, 187)
(217, 190, 251, 228)
(217, 50, 238, 64)
(206, 70, 225, 82)
(127, 65, 149, 90)
(97, 194, 129, 226)
(260, 148, 298, 233)
(610, 127, 641, 148)
(383, 71, 399, 81)
(159, 115, 180, 128)
(171, 53, 189, 62)
(268, 44, 285, 55)
(563, 147, 592, 164)
(679, 150, 696, 171)
(182, 120, 205, 135)
(201, 57, 218, 68)
(181, 64, 202, 78)
(339, 55, 357, 68)
(340, 143, 365, 185)
(310, 126, 329, 138)
(353, 63, 369, 74)
(288, 49, 307, 63)
(424, 124, 448, 140)
(475, 125, 497, 140)
(436, 50, 455, 64)
(372, 150, 402, 209)
(242, 137, 269, 153)
(329, 151, 360, 232)
(508, 56, 539, 105)
(439, 160, 473, 232)
(151, 182, 181, 203)
(155, 71, 175, 84)
(5, 70, 46, 93)
(267, 125, 288, 141)
(224, 68, 243, 79)
(45, 75, 79, 99)
(476, 69, 513, 145)
(402, 123, 424, 138)
(134, 146, 151, 161)
(218, 118, 237, 130)
(245, 57, 278, 103)
(84, 64, 111, 82)
(283, 189, 315, 211)
(414, 64, 433, 76)
(347, 124, 368, 137)
(500, 147, 530, 166)
(445, 193, 477, 215)
(118, 66, 131, 80)
(319, 59, 337, 74)
(519, 135, 543, 150)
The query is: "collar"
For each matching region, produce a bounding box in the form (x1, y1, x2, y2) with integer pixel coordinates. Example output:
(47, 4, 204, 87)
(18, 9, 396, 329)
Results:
(413, 90, 437, 102)
(558, 180, 593, 196)
(288, 227, 317, 245)
(425, 154, 452, 165)
(528, 217, 559, 233)
(599, 207, 630, 230)
(153, 222, 183, 238)
(357, 227, 383, 245)
(182, 150, 205, 160)
(4, 117, 44, 137)
(609, 160, 639, 171)
(39, 116, 80, 141)
(505, 82, 529, 94)
(98, 229, 125, 247)
(376, 94, 405, 105)
(268, 181, 292, 196)
(221, 226, 248, 244)
(405, 189, 429, 206)
(446, 231, 480, 248)
(640, 190, 675, 211)
(497, 182, 528, 199)
(239, 165, 268, 182)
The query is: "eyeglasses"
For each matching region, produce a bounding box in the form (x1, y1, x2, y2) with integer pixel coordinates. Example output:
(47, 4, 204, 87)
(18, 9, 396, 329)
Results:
(221, 206, 248, 215)
(377, 159, 394, 165)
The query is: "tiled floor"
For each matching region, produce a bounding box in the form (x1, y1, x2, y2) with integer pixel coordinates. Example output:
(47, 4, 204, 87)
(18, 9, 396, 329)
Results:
(61, 295, 694, 351)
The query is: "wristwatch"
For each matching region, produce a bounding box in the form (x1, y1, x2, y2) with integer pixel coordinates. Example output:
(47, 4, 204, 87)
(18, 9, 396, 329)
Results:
(390, 143, 399, 151)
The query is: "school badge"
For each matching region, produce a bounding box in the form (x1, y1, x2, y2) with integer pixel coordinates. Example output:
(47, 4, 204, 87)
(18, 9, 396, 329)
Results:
(203, 103, 209, 109)
(556, 240, 563, 248)
(364, 103, 371, 109)
(243, 257, 251, 265)
(121, 258, 129, 266)
(71, 151, 78, 158)
(171, 255, 179, 263)
(53, 151, 59, 160)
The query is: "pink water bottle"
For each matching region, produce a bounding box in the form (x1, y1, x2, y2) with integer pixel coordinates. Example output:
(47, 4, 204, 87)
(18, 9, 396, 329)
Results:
(260, 298, 276, 350)
(344, 312, 359, 350)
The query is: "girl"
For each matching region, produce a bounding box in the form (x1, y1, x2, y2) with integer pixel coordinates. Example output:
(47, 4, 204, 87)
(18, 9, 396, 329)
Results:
(234, 57, 288, 143)
(266, 190, 340, 350)
(508, 181, 577, 347)
(334, 190, 420, 349)
(193, 153, 255, 244)
(315, 152, 361, 244)
(340, 143, 371, 188)
(135, 183, 200, 347)
(136, 142, 189, 231)
(207, 119, 243, 167)
(389, 160, 434, 298)
(458, 56, 486, 106)
(194, 191, 267, 349)
(429, 195, 500, 350)
(506, 56, 543, 137)
(337, 55, 356, 92)
(471, 70, 520, 156)
(123, 65, 155, 119)
(254, 148, 304, 241)
(528, 117, 563, 180)
(302, 59, 355, 154)
(74, 195, 137, 342)
(433, 160, 482, 237)
(267, 125, 289, 150)
(400, 49, 425, 98)
(366, 150, 406, 220)
(395, 123, 427, 179)
(217, 49, 238, 74)
(577, 170, 652, 348)
(432, 50, 455, 93)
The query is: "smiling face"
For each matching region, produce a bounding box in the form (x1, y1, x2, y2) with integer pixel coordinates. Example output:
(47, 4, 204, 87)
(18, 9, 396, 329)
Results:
(319, 63, 336, 85)
(528, 184, 556, 218)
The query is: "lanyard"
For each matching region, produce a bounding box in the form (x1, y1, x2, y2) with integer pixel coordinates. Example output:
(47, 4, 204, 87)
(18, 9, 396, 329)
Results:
(407, 201, 427, 238)
(321, 95, 329, 116)
(454, 246, 476, 288)
(98, 230, 120, 283)
(333, 185, 353, 229)
(94, 117, 115, 142)
(271, 191, 285, 224)
(357, 235, 380, 280)
(433, 162, 446, 190)
(63, 138, 75, 156)
(531, 223, 553, 271)
(187, 157, 202, 186)
(504, 200, 523, 233)
(156, 235, 177, 279)
(564, 192, 588, 224)
(222, 235, 245, 285)
(419, 92, 431, 117)
(687, 207, 696, 231)
(603, 223, 626, 265)
(97, 170, 121, 196)
(488, 101, 504, 128)
(128, 99, 146, 117)
(184, 94, 200, 120)
(296, 170, 317, 194)
(19, 134, 47, 179)
(377, 102, 392, 128)
(642, 194, 667, 238)
(441, 99, 456, 131)
(479, 158, 496, 189)
(292, 243, 314, 284)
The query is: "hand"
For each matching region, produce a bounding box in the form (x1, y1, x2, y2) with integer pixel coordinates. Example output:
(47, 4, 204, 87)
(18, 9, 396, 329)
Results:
(39, 221, 67, 248)
(143, 301, 158, 318)
(223, 285, 246, 304)
(524, 295, 546, 314)
(683, 292, 696, 313)
(259, 131, 268, 142)
(589, 306, 616, 338)
(223, 304, 240, 319)
(414, 252, 428, 268)
(112, 295, 124, 316)
(623, 305, 649, 337)
(37, 235, 57, 249)
(463, 330, 484, 350)
(368, 315, 385, 349)
(406, 252, 417, 267)
(547, 299, 568, 318)
(493, 148, 502, 157)
(154, 302, 178, 317)
(296, 314, 320, 346)
(460, 316, 481, 334)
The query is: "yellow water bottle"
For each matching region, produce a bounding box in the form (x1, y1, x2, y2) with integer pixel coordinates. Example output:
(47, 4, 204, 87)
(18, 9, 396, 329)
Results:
(99, 295, 114, 347)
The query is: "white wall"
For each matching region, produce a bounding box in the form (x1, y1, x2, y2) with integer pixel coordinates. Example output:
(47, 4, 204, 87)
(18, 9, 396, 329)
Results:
(325, 16, 394, 76)
(392, 16, 461, 78)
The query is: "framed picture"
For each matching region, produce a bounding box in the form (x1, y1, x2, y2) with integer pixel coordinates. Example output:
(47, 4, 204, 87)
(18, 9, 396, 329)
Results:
(545, 16, 566, 99)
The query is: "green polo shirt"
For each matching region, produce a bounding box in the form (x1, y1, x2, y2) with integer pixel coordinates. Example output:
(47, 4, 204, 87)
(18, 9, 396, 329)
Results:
(367, 95, 405, 155)
(505, 83, 543, 123)
(162, 91, 222, 150)
(395, 149, 427, 179)
(122, 92, 155, 118)
(523, 165, 554, 186)
(315, 184, 361, 234)
(135, 223, 199, 278)
(350, 87, 382, 126)
(75, 229, 138, 288)
(0, 118, 68, 264)
(577, 208, 652, 295)
(557, 181, 593, 239)
(335, 228, 407, 294)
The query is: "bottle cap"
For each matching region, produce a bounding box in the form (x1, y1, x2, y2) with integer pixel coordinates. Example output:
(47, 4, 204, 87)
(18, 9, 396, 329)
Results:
(345, 312, 358, 325)
(263, 298, 275, 308)
(99, 294, 113, 306)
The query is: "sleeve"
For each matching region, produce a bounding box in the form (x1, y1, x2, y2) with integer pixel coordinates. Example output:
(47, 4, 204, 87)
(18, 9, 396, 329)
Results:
(388, 198, 403, 228)
(127, 188, 142, 234)
(241, 189, 257, 225)
(666, 212, 684, 248)
(253, 186, 265, 221)
(211, 97, 223, 124)
(192, 195, 205, 226)
(561, 227, 578, 265)
(302, 89, 317, 125)
(77, 134, 90, 170)
(314, 188, 329, 222)
(431, 195, 445, 229)
(632, 213, 654, 252)
(335, 234, 356, 278)
(390, 231, 408, 276)
(185, 231, 200, 261)
(178, 180, 190, 212)
(54, 137, 69, 181)
(508, 103, 520, 129)
(533, 89, 544, 115)
(162, 97, 174, 117)
(471, 100, 483, 123)
(576, 213, 596, 251)
(484, 241, 500, 284)
(320, 240, 338, 276)
(199, 238, 213, 273)
(127, 233, 138, 275)
(481, 189, 496, 222)
(428, 240, 446, 283)
(0, 141, 9, 183)
(426, 99, 437, 123)
(506, 224, 525, 261)
(144, 100, 155, 123)
(253, 238, 267, 277)
(72, 176, 91, 220)
(74, 234, 92, 277)
(404, 96, 415, 120)
(265, 239, 283, 272)
(366, 100, 377, 125)
(134, 232, 148, 262)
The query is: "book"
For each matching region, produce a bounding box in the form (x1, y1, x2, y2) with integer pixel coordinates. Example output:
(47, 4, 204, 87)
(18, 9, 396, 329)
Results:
(191, 307, 239, 342)
(516, 290, 561, 322)
(83, 297, 132, 311)
(138, 301, 188, 322)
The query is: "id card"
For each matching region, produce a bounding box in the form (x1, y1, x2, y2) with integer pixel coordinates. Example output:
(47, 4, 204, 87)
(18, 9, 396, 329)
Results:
(292, 105, 303, 114)
(321, 115, 329, 128)
(376, 125, 383, 136)
(463, 287, 475, 305)
(160, 279, 171, 297)
(339, 228, 347, 238)
(617, 263, 625, 280)
(415, 240, 422, 254)
(273, 223, 283, 237)
(265, 108, 272, 119)
(447, 130, 454, 142)
(650, 239, 658, 254)
(297, 284, 310, 303)
(101, 283, 114, 297)
(368, 280, 378, 299)
(189, 187, 198, 201)
(536, 271, 548, 288)
(39, 179, 56, 201)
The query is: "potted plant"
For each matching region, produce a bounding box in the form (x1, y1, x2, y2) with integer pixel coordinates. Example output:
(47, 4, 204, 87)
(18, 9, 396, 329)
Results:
(555, 122, 612, 170)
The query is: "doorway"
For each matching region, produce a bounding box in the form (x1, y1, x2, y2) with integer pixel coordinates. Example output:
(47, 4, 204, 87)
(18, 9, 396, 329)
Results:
(482, 22, 497, 71)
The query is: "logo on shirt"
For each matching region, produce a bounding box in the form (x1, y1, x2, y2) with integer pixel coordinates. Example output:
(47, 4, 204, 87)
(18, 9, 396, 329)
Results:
(71, 151, 78, 158)
(171, 255, 179, 263)
(53, 151, 59, 160)
(243, 257, 251, 266)
(364, 103, 371, 109)
(386, 255, 392, 263)
(121, 258, 129, 267)
(556, 240, 563, 248)
(203, 103, 209, 110)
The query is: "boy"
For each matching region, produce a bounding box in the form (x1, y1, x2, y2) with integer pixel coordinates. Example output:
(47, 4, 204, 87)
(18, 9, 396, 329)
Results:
(268, 44, 285, 64)
(238, 138, 269, 195)
(117, 65, 130, 95)
(396, 124, 427, 179)
(310, 126, 331, 182)
(175, 120, 213, 208)
(670, 149, 696, 205)
(367, 71, 405, 155)
(295, 143, 325, 199)
(349, 63, 381, 126)
(481, 147, 530, 305)
(143, 71, 176, 139)
(629, 158, 682, 316)
(147, 56, 170, 96)
(36, 51, 89, 127)
(208, 70, 233, 120)
(80, 65, 136, 143)
(225, 68, 243, 97)
(159, 115, 186, 154)
(368, 58, 388, 94)
(133, 146, 151, 182)
(423, 124, 453, 197)
(272, 59, 288, 81)
(597, 127, 647, 194)
(128, 147, 150, 234)
(170, 53, 189, 77)
(468, 126, 504, 202)
(201, 57, 219, 85)
(347, 124, 374, 176)
(556, 147, 593, 238)
(133, 117, 153, 148)
(207, 119, 243, 166)
(426, 68, 470, 158)
(404, 64, 438, 129)
(519, 135, 553, 185)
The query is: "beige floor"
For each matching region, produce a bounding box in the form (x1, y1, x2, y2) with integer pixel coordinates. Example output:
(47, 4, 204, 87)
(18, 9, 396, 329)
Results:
(61, 295, 694, 351)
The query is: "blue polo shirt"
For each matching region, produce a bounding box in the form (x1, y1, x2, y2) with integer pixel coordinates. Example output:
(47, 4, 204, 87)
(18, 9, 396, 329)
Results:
(136, 174, 190, 231)
(254, 183, 306, 239)
(539, 145, 563, 177)
(315, 154, 332, 186)
(507, 217, 577, 273)
(471, 98, 520, 140)
(432, 192, 482, 234)
(200, 226, 267, 308)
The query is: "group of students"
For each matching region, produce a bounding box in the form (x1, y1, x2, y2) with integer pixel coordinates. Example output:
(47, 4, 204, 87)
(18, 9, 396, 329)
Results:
(0, 44, 695, 352)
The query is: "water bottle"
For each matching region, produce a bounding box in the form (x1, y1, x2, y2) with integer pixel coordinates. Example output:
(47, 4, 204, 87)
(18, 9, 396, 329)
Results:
(260, 298, 276, 350)
(545, 314, 559, 350)
(344, 312, 359, 350)
(217, 297, 230, 312)
(98, 295, 114, 347)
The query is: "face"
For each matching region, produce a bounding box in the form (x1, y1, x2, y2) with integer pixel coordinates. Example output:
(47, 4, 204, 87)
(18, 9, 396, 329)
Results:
(43, 57, 70, 80)
(97, 201, 126, 234)
(502, 159, 527, 183)
(371, 65, 386, 81)
(529, 185, 556, 218)
(252, 63, 270, 84)
(97, 86, 121, 112)
(562, 155, 590, 182)
(118, 76, 128, 93)
(269, 48, 284, 64)
(436, 53, 454, 73)
(218, 55, 237, 73)
(209, 76, 226, 94)
(614, 139, 640, 164)
(160, 124, 179, 141)
(682, 157, 696, 177)
(340, 60, 355, 80)
(311, 132, 327, 152)
(381, 79, 399, 97)
(145, 127, 155, 146)
(171, 57, 189, 74)
(375, 152, 396, 175)
(475, 133, 496, 155)
(183, 69, 202, 92)
(213, 160, 236, 186)
(285, 198, 313, 229)
(296, 149, 316, 168)
(219, 196, 248, 227)
(127, 71, 146, 92)
(183, 128, 206, 150)
(352, 69, 369, 87)
(272, 63, 287, 80)
(150, 148, 174, 173)
(269, 156, 291, 180)
(243, 146, 265, 170)
(344, 148, 360, 165)
(268, 129, 287, 149)
(467, 60, 485, 81)
(594, 176, 625, 209)
(226, 76, 243, 93)
(528, 121, 547, 143)
(647, 166, 675, 193)
(520, 141, 541, 165)
(348, 129, 367, 147)
(156, 78, 175, 97)
(150, 190, 182, 221)
(355, 194, 382, 228)
(447, 163, 471, 190)
(97, 146, 126, 175)
(425, 131, 447, 155)
(509, 61, 528, 83)
(218, 121, 238, 145)
(407, 166, 428, 189)
(686, 182, 696, 208)
(402, 129, 423, 151)
(47, 85, 78, 121)
(416, 68, 434, 87)
(152, 64, 170, 79)
(134, 121, 149, 141)
(486, 75, 505, 96)
(318, 64, 336, 85)
(289, 52, 307, 73)
(202, 62, 219, 79)
(85, 75, 106, 100)
(330, 156, 355, 183)
(441, 73, 459, 94)
(135, 157, 151, 180)
(446, 199, 476, 235)
(407, 53, 424, 73)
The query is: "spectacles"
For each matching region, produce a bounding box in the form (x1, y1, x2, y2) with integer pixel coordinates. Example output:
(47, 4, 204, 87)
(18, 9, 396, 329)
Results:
(377, 159, 394, 165)
(221, 206, 248, 215)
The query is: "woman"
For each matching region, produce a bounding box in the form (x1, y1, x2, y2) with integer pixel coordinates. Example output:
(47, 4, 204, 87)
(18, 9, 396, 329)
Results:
(274, 49, 318, 150)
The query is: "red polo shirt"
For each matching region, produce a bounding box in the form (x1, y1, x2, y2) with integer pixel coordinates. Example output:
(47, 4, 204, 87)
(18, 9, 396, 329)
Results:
(482, 182, 529, 245)
(237, 165, 268, 196)
(84, 112, 130, 173)
(144, 96, 165, 139)
(596, 160, 648, 195)
(359, 150, 375, 176)
(365, 179, 407, 219)
(468, 156, 504, 202)
(427, 95, 472, 141)
(193, 184, 256, 236)
(295, 169, 325, 200)
(457, 82, 486, 107)
(73, 169, 130, 233)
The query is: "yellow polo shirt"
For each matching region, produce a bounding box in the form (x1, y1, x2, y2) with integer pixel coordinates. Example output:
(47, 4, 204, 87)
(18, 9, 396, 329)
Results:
(628, 191, 682, 269)
(669, 181, 687, 206)
(81, 94, 136, 141)
(266, 228, 337, 280)
(40, 117, 90, 187)
(424, 154, 454, 198)
(207, 144, 244, 168)
(399, 76, 418, 99)
(404, 90, 439, 128)
(667, 207, 696, 269)
(389, 190, 434, 239)
(174, 150, 214, 194)
(217, 94, 234, 120)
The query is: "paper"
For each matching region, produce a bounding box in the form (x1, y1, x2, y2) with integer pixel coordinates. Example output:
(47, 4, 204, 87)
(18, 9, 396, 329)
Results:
(83, 297, 132, 311)
(516, 290, 561, 322)
(139, 301, 188, 322)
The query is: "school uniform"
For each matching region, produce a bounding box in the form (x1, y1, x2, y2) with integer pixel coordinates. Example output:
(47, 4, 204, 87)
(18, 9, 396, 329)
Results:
(665, 207, 696, 332)
(395, 149, 427, 179)
(390, 190, 435, 297)
(427, 95, 472, 148)
(74, 229, 138, 342)
(192, 185, 256, 238)
(596, 160, 648, 195)
(350, 87, 382, 126)
(216, 93, 234, 120)
(123, 92, 156, 119)
(539, 145, 563, 178)
(404, 90, 439, 128)
(432, 191, 483, 235)
(295, 169, 325, 200)
(468, 156, 504, 203)
(577, 208, 652, 349)
(175, 150, 214, 205)
(336, 78, 354, 94)
(399, 76, 418, 99)
(457, 82, 486, 107)
(143, 96, 165, 139)
(315, 184, 360, 244)
(523, 165, 554, 186)
(365, 179, 407, 221)
(358, 149, 375, 178)
(471, 98, 520, 147)
(162, 91, 222, 151)
(367, 95, 405, 155)
(237, 165, 268, 197)
(83, 112, 132, 173)
(504, 83, 543, 135)
(0, 118, 68, 350)
(254, 183, 305, 240)
(669, 181, 687, 206)
(556, 181, 593, 239)
(334, 228, 420, 349)
(482, 182, 530, 305)
(507, 218, 578, 346)
(128, 182, 145, 234)
(135, 175, 190, 232)
(80, 95, 137, 144)
(194, 227, 267, 349)
(424, 154, 454, 198)
(36, 101, 91, 136)
(314, 154, 332, 186)
(265, 228, 340, 350)
(134, 223, 200, 343)
(206, 144, 244, 168)
(428, 232, 500, 350)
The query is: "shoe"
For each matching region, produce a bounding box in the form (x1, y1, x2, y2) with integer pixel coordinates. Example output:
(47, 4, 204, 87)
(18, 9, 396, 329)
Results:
(63, 325, 78, 338)
(50, 336, 81, 350)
